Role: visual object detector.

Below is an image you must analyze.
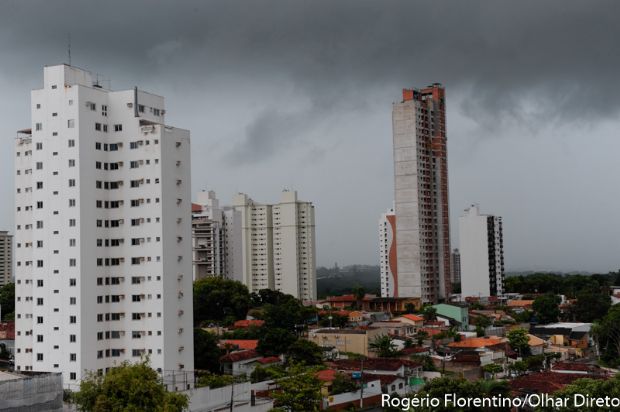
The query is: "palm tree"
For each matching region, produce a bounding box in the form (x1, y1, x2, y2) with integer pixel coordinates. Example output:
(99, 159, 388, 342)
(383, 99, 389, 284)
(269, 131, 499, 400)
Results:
(369, 335, 400, 358)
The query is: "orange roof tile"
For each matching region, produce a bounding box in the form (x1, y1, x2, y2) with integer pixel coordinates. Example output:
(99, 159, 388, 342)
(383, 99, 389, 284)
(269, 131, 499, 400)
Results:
(221, 339, 259, 350)
(448, 337, 504, 348)
(401, 314, 424, 322)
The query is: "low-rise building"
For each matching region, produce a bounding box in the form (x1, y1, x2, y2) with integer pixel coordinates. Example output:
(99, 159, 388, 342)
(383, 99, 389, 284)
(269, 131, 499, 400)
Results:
(308, 328, 383, 357)
(529, 323, 591, 349)
(432, 303, 469, 330)
(393, 314, 424, 328)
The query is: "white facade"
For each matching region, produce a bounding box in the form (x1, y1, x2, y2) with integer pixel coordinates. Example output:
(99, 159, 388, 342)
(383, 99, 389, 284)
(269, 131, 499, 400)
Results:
(14, 65, 194, 390)
(231, 191, 316, 301)
(0, 231, 12, 286)
(192, 191, 226, 280)
(378, 207, 397, 297)
(458, 205, 504, 298)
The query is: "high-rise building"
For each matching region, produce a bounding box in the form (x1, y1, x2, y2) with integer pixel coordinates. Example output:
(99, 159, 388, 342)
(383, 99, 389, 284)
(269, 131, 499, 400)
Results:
(192, 191, 226, 280)
(378, 207, 397, 297)
(458, 204, 505, 298)
(14, 65, 194, 389)
(232, 190, 316, 301)
(451, 249, 461, 285)
(0, 231, 12, 286)
(392, 84, 451, 302)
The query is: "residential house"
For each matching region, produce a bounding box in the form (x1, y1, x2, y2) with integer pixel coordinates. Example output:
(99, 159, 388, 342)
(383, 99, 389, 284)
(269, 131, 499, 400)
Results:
(308, 328, 383, 357)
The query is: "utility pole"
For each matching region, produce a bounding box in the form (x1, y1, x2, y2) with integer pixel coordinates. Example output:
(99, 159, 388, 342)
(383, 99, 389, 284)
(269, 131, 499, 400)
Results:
(359, 358, 364, 409)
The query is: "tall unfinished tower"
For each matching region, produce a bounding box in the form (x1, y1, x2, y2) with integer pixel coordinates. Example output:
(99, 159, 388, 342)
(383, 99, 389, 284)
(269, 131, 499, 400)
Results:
(392, 84, 451, 303)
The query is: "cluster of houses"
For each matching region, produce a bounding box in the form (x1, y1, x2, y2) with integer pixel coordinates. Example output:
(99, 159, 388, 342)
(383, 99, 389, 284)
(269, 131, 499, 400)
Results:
(206, 292, 613, 410)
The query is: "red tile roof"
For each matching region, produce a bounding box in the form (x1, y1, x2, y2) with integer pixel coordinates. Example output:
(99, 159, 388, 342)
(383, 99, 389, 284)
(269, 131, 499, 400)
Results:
(220, 340, 259, 350)
(329, 358, 421, 372)
(510, 371, 607, 395)
(401, 314, 424, 322)
(448, 337, 504, 349)
(552, 362, 607, 374)
(233, 320, 265, 329)
(316, 369, 337, 382)
(191, 203, 202, 212)
(257, 356, 281, 365)
(220, 349, 261, 363)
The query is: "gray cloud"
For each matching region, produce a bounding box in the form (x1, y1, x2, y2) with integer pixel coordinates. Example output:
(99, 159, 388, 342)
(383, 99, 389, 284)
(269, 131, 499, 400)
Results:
(1, 1, 620, 271)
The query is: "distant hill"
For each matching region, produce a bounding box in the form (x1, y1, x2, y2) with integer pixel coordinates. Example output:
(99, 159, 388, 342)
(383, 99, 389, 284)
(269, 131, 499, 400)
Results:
(316, 264, 380, 298)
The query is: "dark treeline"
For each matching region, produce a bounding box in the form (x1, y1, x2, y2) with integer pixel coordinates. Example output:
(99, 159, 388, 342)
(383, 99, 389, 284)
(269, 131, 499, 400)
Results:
(505, 271, 620, 298)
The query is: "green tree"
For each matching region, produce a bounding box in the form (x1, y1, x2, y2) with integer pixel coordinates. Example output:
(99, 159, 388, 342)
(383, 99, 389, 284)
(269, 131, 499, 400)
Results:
(193, 277, 250, 325)
(482, 363, 502, 379)
(0, 282, 15, 321)
(369, 334, 400, 358)
(570, 287, 611, 322)
(415, 330, 429, 346)
(423, 306, 437, 322)
(352, 286, 366, 309)
(540, 374, 620, 411)
(257, 328, 297, 356)
(508, 360, 528, 376)
(71, 359, 188, 412)
(532, 294, 561, 324)
(262, 299, 316, 331)
(287, 339, 323, 365)
(193, 329, 222, 373)
(318, 312, 348, 328)
(195, 372, 237, 389)
(271, 365, 323, 412)
(331, 372, 357, 395)
(507, 328, 530, 357)
(592, 304, 620, 367)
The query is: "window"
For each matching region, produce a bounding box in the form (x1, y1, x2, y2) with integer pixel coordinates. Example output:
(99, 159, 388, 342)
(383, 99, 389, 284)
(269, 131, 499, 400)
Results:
(69, 199, 76, 207)
(138, 104, 145, 113)
(69, 219, 76, 227)
(36, 162, 43, 170)
(70, 297, 76, 305)
(114, 124, 122, 132)
(36, 142, 43, 150)
(70, 373, 76, 380)
(37, 353, 43, 361)
(70, 334, 76, 343)
(68, 159, 75, 167)
(69, 259, 77, 267)
(68, 119, 75, 128)
(69, 238, 76, 247)
(96, 142, 101, 150)
(88, 102, 96, 111)
(37, 181, 43, 189)
(37, 201, 43, 209)
(130, 161, 139, 169)
(35, 122, 42, 131)
(37, 316, 43, 324)
(70, 353, 76, 361)
(37, 279, 43, 287)
(37, 335, 43, 342)
(68, 139, 75, 147)
(95, 123, 102, 131)
(70, 316, 77, 324)
(102, 105, 108, 116)
(68, 179, 76, 187)
(69, 278, 77, 286)
(36, 221, 43, 229)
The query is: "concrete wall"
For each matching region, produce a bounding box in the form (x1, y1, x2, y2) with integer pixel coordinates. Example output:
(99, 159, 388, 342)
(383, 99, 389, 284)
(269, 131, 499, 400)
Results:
(0, 373, 63, 412)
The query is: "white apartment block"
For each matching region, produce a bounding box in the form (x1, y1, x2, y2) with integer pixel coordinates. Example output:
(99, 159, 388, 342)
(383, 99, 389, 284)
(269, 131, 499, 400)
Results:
(0, 231, 12, 286)
(378, 207, 397, 298)
(458, 204, 505, 298)
(231, 190, 316, 301)
(192, 191, 226, 280)
(14, 65, 194, 390)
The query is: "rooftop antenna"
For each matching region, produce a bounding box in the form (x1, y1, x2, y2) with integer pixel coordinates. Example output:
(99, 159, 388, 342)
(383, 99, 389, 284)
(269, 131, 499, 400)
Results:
(67, 33, 72, 66)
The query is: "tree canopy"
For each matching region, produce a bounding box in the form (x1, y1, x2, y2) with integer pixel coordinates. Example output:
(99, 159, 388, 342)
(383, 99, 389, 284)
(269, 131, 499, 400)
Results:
(532, 294, 561, 324)
(193, 277, 251, 325)
(592, 304, 620, 367)
(369, 334, 400, 358)
(507, 328, 530, 357)
(569, 287, 611, 322)
(71, 359, 188, 412)
(287, 339, 324, 365)
(0, 282, 15, 321)
(270, 365, 323, 412)
(193, 328, 222, 373)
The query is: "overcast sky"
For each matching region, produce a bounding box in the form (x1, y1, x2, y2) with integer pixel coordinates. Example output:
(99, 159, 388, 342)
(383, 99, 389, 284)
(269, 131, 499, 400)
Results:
(1, 1, 620, 272)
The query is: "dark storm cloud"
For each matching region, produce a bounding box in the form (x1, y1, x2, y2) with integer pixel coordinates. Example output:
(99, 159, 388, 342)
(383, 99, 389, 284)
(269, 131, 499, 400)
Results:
(2, 1, 620, 271)
(2, 0, 620, 160)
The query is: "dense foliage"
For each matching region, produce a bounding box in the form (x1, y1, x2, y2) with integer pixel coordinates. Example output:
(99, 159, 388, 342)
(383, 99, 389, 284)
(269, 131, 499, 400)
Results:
(504, 272, 617, 297)
(532, 294, 561, 324)
(193, 328, 222, 372)
(71, 359, 188, 412)
(193, 277, 251, 325)
(592, 304, 620, 367)
(0, 282, 15, 321)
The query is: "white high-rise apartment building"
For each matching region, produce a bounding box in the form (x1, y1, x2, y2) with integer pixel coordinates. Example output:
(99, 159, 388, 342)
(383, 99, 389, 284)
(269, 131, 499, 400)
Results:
(192, 191, 226, 280)
(378, 207, 397, 297)
(14, 65, 194, 389)
(232, 190, 316, 301)
(0, 231, 12, 286)
(458, 204, 505, 298)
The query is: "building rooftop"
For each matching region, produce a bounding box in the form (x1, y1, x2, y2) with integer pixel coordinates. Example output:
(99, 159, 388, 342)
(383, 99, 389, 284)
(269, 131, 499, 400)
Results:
(220, 340, 259, 350)
(447, 337, 504, 349)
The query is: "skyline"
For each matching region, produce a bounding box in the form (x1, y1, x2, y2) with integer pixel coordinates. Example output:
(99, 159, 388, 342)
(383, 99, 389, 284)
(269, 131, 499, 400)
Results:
(2, 1, 620, 272)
